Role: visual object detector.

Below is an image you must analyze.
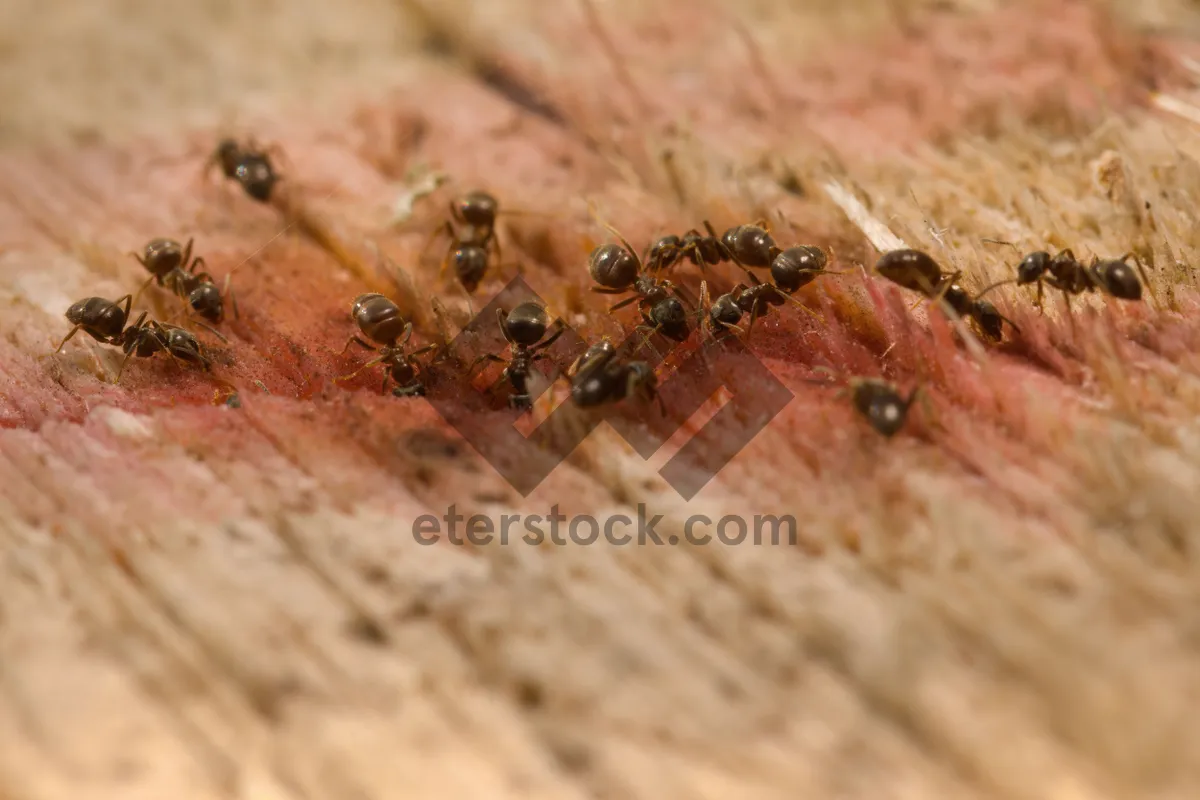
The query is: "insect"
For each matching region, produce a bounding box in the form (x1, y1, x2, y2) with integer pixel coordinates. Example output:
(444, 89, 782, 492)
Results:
(424, 190, 502, 294)
(55, 294, 212, 381)
(130, 237, 233, 324)
(472, 301, 564, 410)
(978, 248, 1150, 311)
(810, 369, 922, 438)
(875, 249, 1018, 341)
(697, 251, 829, 340)
(205, 138, 283, 203)
(847, 378, 921, 438)
(335, 293, 436, 395)
(568, 339, 664, 414)
(588, 228, 692, 343)
(643, 226, 726, 272)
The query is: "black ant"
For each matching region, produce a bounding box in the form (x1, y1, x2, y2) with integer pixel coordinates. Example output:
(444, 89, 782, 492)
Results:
(809, 369, 923, 438)
(875, 249, 1018, 341)
(587, 227, 692, 343)
(568, 339, 664, 414)
(205, 138, 284, 204)
(696, 246, 833, 339)
(55, 294, 212, 381)
(423, 190, 502, 294)
(978, 245, 1150, 311)
(471, 301, 564, 410)
(130, 237, 235, 325)
(335, 293, 436, 396)
(647, 219, 782, 273)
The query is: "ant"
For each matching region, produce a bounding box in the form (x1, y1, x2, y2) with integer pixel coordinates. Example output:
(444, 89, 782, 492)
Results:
(978, 245, 1150, 311)
(568, 339, 664, 414)
(875, 248, 1018, 341)
(424, 190, 502, 294)
(336, 293, 437, 396)
(205, 138, 284, 204)
(471, 301, 564, 410)
(130, 237, 235, 325)
(587, 227, 692, 343)
(55, 294, 212, 381)
(809, 369, 922, 438)
(697, 246, 834, 339)
(648, 219, 782, 273)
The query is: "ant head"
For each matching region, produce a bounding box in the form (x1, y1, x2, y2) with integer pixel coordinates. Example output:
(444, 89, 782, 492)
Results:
(456, 191, 498, 227)
(65, 298, 92, 325)
(1099, 260, 1142, 300)
(504, 301, 551, 346)
(189, 284, 224, 323)
(850, 378, 912, 438)
(588, 243, 639, 289)
(452, 246, 489, 293)
(215, 138, 240, 162)
(1017, 251, 1050, 284)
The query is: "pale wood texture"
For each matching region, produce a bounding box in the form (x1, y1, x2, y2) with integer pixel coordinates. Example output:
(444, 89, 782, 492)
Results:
(4, 1, 1200, 798)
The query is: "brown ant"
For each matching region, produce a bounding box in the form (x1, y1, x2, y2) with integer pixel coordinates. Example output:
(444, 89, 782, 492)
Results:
(978, 245, 1151, 311)
(471, 301, 564, 410)
(205, 138, 284, 204)
(568, 339, 664, 414)
(809, 369, 923, 438)
(423, 190, 502, 294)
(587, 227, 692, 343)
(130, 237, 235, 326)
(55, 294, 212, 381)
(335, 293, 437, 395)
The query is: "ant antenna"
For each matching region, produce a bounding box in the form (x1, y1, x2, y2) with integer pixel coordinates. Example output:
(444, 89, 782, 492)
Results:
(974, 278, 1019, 302)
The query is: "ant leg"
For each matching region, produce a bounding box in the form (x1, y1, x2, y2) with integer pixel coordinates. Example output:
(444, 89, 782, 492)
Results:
(420, 220, 452, 266)
(114, 350, 137, 384)
(590, 286, 627, 295)
(468, 353, 507, 375)
(53, 325, 83, 353)
(223, 272, 240, 320)
(780, 292, 823, 323)
(334, 356, 385, 384)
(339, 335, 375, 355)
(191, 319, 228, 344)
(131, 275, 157, 307)
(534, 325, 564, 352)
(182, 238, 194, 270)
(609, 295, 640, 313)
(497, 308, 514, 345)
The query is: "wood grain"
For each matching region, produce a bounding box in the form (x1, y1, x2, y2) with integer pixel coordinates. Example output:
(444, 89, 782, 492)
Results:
(4, 1, 1200, 798)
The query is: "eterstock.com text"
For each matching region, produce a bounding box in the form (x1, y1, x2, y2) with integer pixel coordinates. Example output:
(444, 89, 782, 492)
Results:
(413, 504, 798, 546)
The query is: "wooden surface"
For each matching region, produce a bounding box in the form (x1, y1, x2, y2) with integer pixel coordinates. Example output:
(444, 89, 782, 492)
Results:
(5, 1, 1200, 798)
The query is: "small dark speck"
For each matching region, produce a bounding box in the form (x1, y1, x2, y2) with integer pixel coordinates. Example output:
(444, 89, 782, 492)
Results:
(404, 428, 465, 459)
(225, 393, 242, 408)
(346, 614, 389, 646)
(548, 739, 592, 774)
(359, 563, 391, 585)
(514, 677, 545, 709)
